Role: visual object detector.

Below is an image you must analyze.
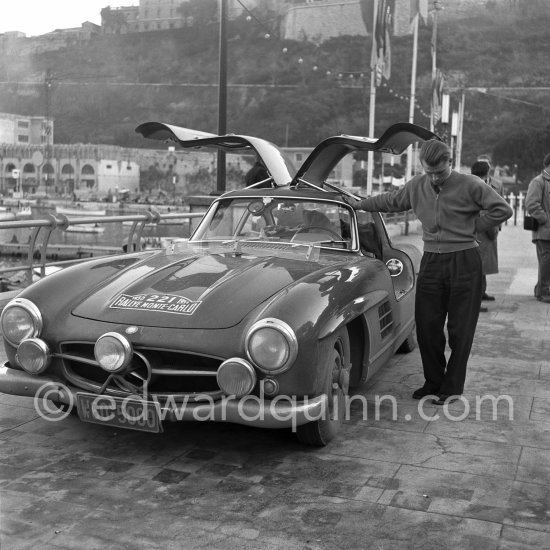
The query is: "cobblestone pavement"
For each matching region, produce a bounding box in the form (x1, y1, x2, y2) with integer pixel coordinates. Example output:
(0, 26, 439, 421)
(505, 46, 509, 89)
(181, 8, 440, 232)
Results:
(0, 223, 549, 549)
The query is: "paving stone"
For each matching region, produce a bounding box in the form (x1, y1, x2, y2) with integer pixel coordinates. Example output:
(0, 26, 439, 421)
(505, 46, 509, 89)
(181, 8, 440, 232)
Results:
(504, 481, 550, 533)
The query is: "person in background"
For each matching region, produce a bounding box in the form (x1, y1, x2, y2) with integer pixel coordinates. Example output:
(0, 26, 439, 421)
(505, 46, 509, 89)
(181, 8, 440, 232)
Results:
(471, 160, 504, 311)
(245, 156, 270, 187)
(344, 139, 513, 405)
(525, 153, 550, 303)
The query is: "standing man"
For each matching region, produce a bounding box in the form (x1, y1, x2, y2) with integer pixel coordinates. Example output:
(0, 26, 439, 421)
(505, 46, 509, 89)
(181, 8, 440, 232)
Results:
(344, 140, 513, 405)
(471, 160, 503, 309)
(525, 153, 550, 303)
(245, 156, 270, 187)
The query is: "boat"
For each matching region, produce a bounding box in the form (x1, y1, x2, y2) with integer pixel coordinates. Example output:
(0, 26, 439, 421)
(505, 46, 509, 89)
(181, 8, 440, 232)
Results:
(65, 223, 105, 234)
(33, 265, 63, 281)
(122, 219, 156, 227)
(15, 206, 33, 219)
(56, 205, 106, 217)
(0, 207, 16, 222)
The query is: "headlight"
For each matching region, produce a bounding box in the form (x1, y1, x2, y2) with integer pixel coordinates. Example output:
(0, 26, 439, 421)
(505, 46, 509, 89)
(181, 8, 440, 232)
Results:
(0, 298, 43, 347)
(16, 338, 51, 374)
(245, 318, 298, 374)
(94, 332, 132, 373)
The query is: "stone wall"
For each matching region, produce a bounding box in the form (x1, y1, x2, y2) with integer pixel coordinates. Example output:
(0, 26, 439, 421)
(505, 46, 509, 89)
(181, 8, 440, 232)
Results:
(282, 0, 520, 42)
(282, 1, 367, 43)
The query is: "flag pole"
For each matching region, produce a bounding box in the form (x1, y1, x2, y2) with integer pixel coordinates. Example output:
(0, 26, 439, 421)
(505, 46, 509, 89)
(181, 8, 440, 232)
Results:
(455, 91, 465, 172)
(367, 0, 379, 196)
(405, 13, 419, 182)
(430, 7, 438, 132)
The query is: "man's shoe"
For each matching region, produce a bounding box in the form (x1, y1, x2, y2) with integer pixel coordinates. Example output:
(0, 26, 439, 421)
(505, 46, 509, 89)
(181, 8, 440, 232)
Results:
(431, 394, 460, 406)
(412, 387, 438, 400)
(482, 293, 495, 301)
(480, 306, 488, 312)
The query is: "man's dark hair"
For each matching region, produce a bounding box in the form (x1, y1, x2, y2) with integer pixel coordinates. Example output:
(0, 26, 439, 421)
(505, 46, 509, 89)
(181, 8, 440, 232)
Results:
(419, 139, 451, 166)
(543, 153, 550, 168)
(471, 160, 491, 179)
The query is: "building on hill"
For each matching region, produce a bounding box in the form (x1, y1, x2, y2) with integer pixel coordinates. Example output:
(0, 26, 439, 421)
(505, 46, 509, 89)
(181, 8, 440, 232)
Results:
(43, 22, 101, 40)
(137, 0, 188, 32)
(95, 0, 549, 40)
(1, 0, 530, 49)
(0, 23, 100, 55)
(101, 0, 267, 34)
(101, 6, 140, 34)
(0, 113, 54, 147)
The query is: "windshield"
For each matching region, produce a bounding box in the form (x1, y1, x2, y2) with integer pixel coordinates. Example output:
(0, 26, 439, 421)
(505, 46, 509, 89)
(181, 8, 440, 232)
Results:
(191, 196, 356, 250)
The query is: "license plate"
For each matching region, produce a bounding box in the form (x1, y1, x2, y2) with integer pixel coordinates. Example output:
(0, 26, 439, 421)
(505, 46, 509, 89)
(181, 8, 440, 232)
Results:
(76, 393, 163, 433)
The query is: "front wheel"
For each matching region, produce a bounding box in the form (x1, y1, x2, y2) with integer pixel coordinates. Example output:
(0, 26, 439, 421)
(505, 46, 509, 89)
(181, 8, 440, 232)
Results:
(52, 402, 79, 417)
(295, 327, 351, 446)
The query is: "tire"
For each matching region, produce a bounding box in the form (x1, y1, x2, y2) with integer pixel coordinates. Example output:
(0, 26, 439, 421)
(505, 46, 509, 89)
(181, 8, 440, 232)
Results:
(54, 402, 79, 416)
(295, 327, 351, 446)
(397, 326, 416, 353)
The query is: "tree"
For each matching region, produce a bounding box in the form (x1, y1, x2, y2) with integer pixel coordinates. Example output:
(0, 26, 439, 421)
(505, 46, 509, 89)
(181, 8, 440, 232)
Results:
(140, 164, 166, 193)
(179, 0, 218, 28)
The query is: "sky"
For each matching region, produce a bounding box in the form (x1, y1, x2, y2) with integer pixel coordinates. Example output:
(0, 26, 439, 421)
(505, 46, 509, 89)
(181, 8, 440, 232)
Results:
(1, 0, 139, 37)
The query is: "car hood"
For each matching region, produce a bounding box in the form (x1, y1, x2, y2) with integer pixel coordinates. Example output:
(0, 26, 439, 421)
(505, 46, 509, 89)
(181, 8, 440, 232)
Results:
(72, 248, 341, 329)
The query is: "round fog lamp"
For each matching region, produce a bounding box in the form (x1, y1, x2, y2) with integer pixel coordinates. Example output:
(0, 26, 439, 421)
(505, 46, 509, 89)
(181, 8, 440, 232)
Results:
(94, 332, 132, 373)
(16, 338, 51, 374)
(217, 358, 256, 397)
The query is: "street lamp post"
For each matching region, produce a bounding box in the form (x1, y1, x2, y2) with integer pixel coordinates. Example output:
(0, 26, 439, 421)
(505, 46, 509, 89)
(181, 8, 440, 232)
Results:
(430, 1, 443, 132)
(216, 0, 227, 194)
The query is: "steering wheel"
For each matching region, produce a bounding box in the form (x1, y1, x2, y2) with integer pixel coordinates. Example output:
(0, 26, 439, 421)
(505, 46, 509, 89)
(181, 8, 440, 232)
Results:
(290, 225, 342, 242)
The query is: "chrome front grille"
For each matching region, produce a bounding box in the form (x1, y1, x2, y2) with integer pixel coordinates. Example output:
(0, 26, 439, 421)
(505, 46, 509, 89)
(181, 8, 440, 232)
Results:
(58, 342, 222, 399)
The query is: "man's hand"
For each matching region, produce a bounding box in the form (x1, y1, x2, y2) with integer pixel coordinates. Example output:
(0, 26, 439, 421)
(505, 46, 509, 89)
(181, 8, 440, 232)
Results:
(261, 224, 287, 237)
(341, 195, 363, 210)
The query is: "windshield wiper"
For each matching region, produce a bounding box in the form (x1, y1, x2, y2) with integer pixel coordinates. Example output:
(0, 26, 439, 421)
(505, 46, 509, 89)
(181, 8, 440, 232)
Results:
(211, 238, 349, 262)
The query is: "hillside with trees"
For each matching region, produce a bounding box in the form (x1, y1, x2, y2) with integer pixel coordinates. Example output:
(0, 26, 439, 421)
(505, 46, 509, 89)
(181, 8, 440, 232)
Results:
(0, 0, 549, 182)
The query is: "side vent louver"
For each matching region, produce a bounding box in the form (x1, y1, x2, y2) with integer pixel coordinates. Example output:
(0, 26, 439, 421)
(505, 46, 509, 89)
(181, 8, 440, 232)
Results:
(378, 301, 393, 339)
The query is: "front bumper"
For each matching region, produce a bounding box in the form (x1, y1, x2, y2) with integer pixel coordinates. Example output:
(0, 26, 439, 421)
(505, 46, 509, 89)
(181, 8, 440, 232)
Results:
(0, 363, 327, 429)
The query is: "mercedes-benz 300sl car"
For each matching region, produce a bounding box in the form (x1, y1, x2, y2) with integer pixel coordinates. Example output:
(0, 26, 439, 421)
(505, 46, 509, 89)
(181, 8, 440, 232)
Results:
(0, 122, 436, 446)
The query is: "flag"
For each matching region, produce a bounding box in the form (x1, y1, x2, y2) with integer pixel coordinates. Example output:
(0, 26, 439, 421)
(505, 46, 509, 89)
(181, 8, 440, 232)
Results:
(432, 68, 445, 123)
(410, 0, 429, 24)
(371, 0, 393, 86)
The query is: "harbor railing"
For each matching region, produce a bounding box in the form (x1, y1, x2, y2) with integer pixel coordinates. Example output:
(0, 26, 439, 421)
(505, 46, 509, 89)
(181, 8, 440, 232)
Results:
(0, 209, 202, 289)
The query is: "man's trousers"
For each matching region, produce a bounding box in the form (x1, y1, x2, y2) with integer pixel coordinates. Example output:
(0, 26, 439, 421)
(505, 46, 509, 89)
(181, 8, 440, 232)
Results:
(415, 248, 483, 396)
(534, 239, 550, 298)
